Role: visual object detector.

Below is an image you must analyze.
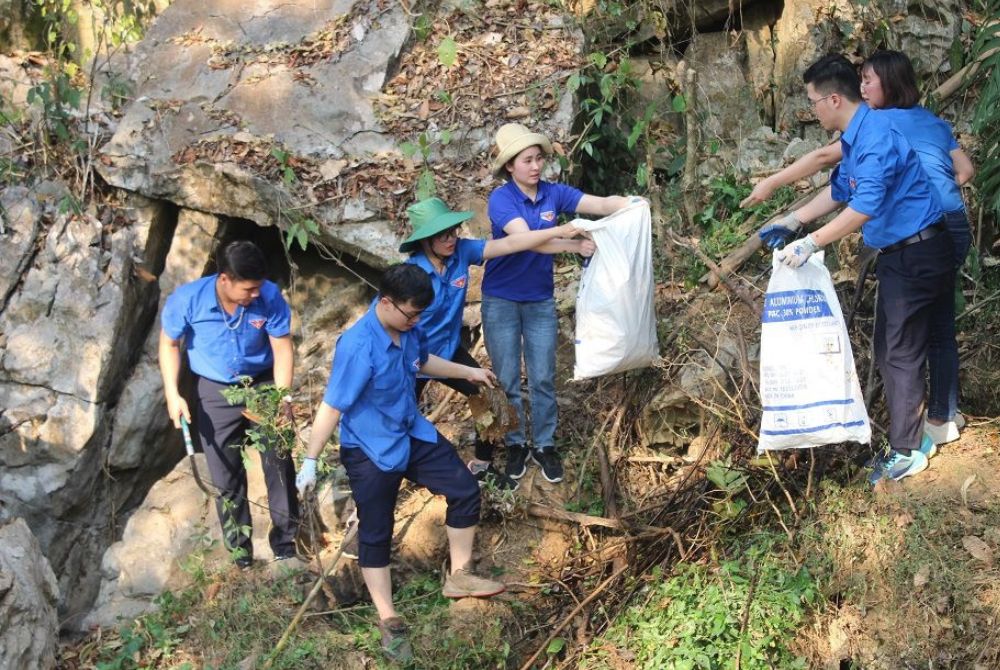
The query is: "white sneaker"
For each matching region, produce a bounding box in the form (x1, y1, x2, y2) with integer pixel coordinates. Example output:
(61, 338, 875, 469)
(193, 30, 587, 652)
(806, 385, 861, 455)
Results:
(923, 412, 965, 446)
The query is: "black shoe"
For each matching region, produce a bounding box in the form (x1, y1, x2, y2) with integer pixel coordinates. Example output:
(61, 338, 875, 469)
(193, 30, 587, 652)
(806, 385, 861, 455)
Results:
(340, 513, 359, 560)
(235, 556, 253, 571)
(531, 448, 564, 483)
(469, 461, 518, 491)
(505, 444, 529, 480)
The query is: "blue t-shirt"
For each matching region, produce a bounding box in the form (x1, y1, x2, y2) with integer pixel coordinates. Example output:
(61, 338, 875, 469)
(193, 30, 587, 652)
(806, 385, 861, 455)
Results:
(322, 307, 437, 472)
(406, 237, 487, 361)
(482, 180, 584, 301)
(161, 275, 291, 383)
(877, 106, 964, 214)
(830, 104, 943, 249)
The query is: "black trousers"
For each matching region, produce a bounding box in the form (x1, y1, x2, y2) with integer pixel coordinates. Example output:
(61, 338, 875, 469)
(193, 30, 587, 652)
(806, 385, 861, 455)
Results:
(415, 346, 495, 461)
(196, 375, 299, 559)
(342, 432, 480, 568)
(874, 232, 954, 454)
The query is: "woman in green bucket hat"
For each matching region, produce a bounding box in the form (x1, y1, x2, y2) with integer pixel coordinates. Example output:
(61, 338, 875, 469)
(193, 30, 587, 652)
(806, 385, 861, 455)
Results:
(401, 195, 585, 490)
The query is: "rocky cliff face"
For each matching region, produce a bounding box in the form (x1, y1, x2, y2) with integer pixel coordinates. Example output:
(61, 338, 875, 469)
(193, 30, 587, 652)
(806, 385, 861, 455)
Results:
(0, 0, 968, 634)
(0, 518, 60, 669)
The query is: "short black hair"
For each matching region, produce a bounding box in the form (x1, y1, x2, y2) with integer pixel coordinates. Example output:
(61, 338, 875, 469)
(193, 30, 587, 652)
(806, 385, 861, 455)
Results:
(216, 240, 267, 281)
(803, 54, 861, 102)
(379, 263, 434, 309)
(863, 50, 920, 109)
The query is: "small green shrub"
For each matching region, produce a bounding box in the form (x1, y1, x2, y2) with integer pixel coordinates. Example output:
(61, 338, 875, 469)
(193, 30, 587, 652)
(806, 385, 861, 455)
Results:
(582, 533, 818, 670)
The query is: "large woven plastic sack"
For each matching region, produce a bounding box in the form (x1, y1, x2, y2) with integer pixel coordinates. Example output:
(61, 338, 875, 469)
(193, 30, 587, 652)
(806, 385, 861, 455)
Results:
(757, 251, 871, 451)
(572, 202, 658, 380)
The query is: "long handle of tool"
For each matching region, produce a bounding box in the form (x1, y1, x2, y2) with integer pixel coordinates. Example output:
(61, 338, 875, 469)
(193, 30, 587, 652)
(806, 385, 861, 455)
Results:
(179, 415, 196, 456)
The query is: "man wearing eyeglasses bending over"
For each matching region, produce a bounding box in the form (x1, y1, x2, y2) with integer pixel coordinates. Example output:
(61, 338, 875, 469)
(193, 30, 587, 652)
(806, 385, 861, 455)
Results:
(774, 54, 954, 486)
(398, 197, 585, 491)
(296, 263, 506, 662)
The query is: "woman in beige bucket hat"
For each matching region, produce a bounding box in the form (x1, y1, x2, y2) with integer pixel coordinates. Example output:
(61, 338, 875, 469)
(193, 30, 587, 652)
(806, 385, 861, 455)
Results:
(481, 123, 640, 484)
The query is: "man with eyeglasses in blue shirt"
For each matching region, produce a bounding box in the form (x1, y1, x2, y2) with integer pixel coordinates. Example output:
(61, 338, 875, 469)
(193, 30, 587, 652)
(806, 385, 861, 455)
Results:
(295, 264, 506, 662)
(775, 54, 954, 486)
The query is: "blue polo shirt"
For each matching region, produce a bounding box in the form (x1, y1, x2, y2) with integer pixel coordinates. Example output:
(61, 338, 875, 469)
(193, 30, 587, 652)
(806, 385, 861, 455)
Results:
(877, 107, 964, 213)
(161, 275, 291, 383)
(482, 180, 583, 301)
(407, 237, 487, 361)
(831, 104, 942, 249)
(322, 307, 437, 472)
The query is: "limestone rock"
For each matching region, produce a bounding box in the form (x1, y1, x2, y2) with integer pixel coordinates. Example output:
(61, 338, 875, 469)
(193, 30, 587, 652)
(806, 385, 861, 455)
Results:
(97, 0, 412, 268)
(84, 456, 223, 629)
(684, 33, 764, 145)
(0, 518, 59, 670)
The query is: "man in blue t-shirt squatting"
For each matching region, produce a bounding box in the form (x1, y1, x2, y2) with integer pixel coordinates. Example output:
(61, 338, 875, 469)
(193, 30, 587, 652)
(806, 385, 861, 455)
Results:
(158, 240, 300, 570)
(295, 264, 507, 658)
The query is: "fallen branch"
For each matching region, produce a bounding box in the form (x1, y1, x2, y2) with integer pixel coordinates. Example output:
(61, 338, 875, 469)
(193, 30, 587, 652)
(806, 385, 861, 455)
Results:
(264, 521, 358, 668)
(517, 564, 629, 670)
(667, 230, 762, 317)
(702, 187, 822, 289)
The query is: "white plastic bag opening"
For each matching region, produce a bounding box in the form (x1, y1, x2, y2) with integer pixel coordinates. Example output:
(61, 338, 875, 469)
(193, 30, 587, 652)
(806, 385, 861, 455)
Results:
(572, 202, 658, 380)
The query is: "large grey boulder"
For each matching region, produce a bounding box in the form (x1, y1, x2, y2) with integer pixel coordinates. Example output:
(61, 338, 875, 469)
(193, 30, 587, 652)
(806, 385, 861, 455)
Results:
(0, 184, 178, 628)
(97, 0, 413, 268)
(96, 0, 585, 269)
(0, 518, 59, 670)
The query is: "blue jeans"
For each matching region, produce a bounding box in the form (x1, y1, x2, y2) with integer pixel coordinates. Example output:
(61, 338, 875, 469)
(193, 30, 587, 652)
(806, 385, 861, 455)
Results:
(481, 295, 558, 450)
(926, 209, 969, 421)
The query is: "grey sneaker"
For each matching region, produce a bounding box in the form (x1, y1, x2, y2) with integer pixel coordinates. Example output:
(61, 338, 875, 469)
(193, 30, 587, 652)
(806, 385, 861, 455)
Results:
(442, 567, 506, 599)
(469, 461, 518, 491)
(377, 617, 413, 662)
(531, 448, 564, 483)
(505, 444, 529, 480)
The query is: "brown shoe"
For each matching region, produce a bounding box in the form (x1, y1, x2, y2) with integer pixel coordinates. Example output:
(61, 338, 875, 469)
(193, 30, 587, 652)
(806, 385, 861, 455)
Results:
(442, 567, 506, 599)
(378, 617, 413, 662)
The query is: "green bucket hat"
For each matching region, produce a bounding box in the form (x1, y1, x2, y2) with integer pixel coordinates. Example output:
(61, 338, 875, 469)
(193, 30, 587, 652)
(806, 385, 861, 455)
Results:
(398, 197, 474, 253)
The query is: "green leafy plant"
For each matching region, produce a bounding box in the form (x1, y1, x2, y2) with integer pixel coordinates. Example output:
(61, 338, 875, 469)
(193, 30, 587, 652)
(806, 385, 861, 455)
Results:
(282, 211, 320, 251)
(582, 535, 819, 670)
(401, 131, 452, 201)
(220, 378, 298, 455)
(971, 0, 1000, 218)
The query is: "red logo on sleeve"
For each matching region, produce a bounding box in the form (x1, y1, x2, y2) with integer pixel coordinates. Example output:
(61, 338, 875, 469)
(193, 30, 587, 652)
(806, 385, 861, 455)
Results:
(451, 275, 467, 289)
(540, 211, 555, 222)
(249, 318, 266, 329)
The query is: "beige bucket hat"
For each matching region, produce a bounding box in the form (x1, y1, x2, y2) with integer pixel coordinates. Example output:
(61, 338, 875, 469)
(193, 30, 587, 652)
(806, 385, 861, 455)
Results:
(491, 123, 553, 179)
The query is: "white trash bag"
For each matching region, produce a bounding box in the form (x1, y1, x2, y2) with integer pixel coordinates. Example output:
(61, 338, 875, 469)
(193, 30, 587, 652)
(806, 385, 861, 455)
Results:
(572, 202, 658, 380)
(757, 251, 871, 451)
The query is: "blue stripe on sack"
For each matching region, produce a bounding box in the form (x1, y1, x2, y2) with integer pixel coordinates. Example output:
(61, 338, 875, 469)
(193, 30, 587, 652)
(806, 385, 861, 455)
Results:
(762, 289, 833, 323)
(760, 420, 867, 436)
(762, 398, 855, 411)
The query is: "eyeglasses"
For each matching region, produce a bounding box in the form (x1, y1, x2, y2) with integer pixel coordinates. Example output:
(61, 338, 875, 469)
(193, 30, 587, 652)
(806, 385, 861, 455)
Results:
(432, 226, 460, 241)
(808, 94, 835, 109)
(388, 298, 424, 322)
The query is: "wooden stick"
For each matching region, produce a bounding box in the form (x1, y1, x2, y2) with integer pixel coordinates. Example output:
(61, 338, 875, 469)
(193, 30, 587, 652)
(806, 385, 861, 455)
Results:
(264, 524, 358, 668)
(702, 188, 821, 288)
(517, 564, 629, 670)
(668, 230, 761, 317)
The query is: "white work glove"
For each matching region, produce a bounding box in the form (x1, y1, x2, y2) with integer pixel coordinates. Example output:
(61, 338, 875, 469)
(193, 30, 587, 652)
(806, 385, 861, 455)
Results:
(776, 233, 820, 268)
(296, 457, 317, 494)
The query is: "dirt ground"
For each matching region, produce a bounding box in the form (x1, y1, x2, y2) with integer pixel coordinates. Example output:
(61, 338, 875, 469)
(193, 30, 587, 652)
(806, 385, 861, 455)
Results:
(800, 419, 1000, 670)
